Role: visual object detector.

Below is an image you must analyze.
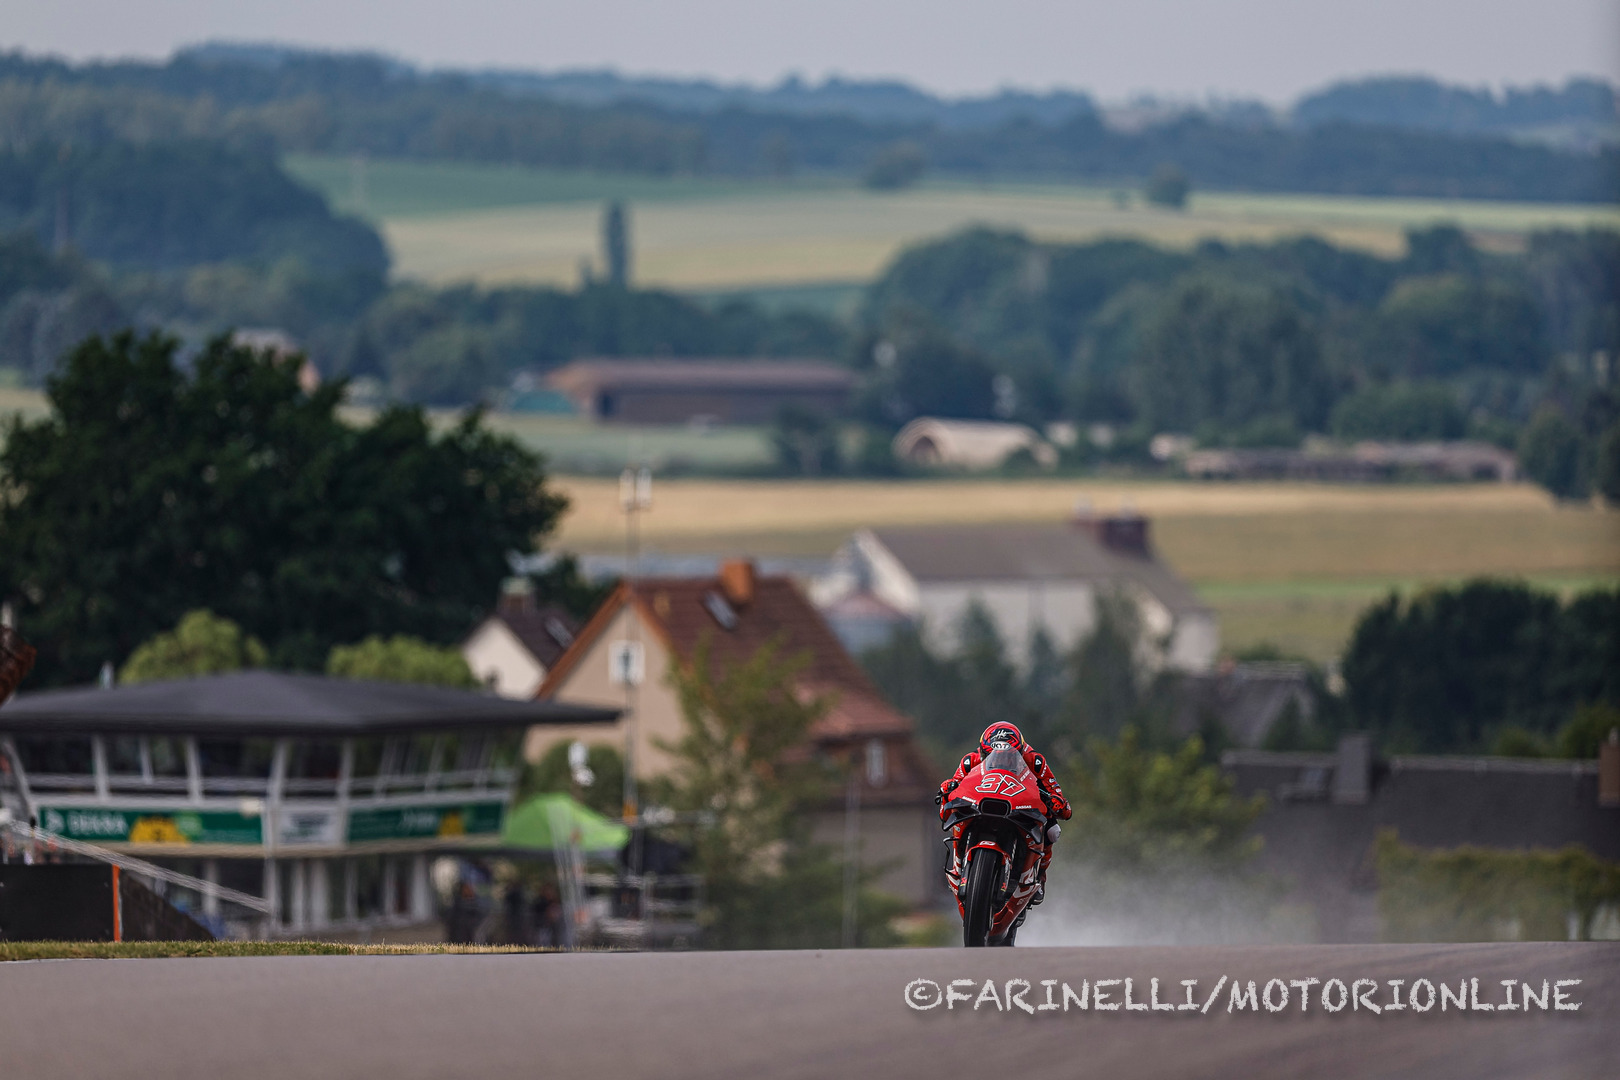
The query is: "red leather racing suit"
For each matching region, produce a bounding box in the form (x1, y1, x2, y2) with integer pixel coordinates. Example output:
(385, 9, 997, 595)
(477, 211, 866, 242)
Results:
(938, 744, 1071, 878)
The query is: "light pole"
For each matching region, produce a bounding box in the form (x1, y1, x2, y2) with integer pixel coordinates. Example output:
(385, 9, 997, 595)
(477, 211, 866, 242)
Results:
(619, 464, 651, 826)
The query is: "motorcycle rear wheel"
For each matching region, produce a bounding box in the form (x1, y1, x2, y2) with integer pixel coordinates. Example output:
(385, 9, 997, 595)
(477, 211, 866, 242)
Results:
(962, 849, 1000, 947)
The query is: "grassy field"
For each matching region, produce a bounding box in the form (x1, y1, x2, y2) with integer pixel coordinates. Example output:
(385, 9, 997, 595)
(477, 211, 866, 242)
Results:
(2, 389, 774, 474)
(551, 477, 1620, 662)
(284, 155, 1620, 291)
(481, 413, 773, 474)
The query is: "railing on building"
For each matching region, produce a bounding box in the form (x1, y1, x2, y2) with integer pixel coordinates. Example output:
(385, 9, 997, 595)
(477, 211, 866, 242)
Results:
(1, 819, 275, 938)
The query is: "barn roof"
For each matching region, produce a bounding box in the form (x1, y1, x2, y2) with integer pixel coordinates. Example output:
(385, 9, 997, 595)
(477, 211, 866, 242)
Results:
(864, 521, 1209, 616)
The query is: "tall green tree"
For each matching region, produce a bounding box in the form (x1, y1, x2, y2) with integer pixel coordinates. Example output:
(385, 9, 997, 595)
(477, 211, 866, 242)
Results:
(602, 201, 631, 288)
(1518, 406, 1590, 499)
(1062, 729, 1265, 873)
(1342, 579, 1618, 751)
(0, 331, 568, 685)
(655, 636, 899, 948)
(1129, 274, 1332, 434)
(1058, 592, 1159, 748)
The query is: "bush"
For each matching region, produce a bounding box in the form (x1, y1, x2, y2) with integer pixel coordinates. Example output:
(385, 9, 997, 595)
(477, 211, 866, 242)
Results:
(518, 740, 626, 819)
(326, 635, 479, 687)
(1376, 830, 1620, 941)
(862, 141, 926, 190)
(1143, 164, 1190, 209)
(1556, 704, 1620, 759)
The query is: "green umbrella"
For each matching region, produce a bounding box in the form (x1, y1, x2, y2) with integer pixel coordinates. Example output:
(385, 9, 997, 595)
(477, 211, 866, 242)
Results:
(500, 793, 629, 854)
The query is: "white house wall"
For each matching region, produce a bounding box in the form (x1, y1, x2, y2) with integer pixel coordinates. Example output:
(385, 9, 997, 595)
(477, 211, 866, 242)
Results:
(855, 531, 921, 615)
(1168, 612, 1220, 673)
(916, 581, 1098, 665)
(463, 619, 546, 700)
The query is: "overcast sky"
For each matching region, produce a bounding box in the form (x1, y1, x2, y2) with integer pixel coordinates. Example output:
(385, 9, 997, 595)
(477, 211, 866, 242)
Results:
(5, 0, 1618, 103)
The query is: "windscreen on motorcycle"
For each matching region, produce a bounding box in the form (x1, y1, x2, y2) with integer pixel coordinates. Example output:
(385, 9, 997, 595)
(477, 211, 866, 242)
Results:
(980, 746, 1031, 778)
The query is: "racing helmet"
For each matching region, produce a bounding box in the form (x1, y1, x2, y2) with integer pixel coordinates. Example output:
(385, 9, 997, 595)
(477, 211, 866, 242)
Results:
(979, 722, 1024, 756)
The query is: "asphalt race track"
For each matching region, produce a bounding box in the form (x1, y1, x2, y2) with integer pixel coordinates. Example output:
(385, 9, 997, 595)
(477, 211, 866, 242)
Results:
(2, 943, 1615, 1079)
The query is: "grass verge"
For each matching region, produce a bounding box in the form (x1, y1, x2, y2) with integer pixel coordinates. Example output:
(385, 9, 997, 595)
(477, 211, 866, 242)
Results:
(0, 941, 555, 961)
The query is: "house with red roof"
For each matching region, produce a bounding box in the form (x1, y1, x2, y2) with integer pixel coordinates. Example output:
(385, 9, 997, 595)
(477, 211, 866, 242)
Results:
(533, 559, 940, 905)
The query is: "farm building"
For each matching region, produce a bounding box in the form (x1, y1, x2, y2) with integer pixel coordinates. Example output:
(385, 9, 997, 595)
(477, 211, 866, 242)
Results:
(891, 418, 1057, 471)
(812, 508, 1218, 672)
(546, 358, 854, 424)
(1183, 440, 1517, 482)
(533, 560, 940, 906)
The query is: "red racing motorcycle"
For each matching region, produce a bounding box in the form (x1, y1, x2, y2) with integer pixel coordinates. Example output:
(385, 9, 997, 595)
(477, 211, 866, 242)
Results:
(939, 745, 1051, 946)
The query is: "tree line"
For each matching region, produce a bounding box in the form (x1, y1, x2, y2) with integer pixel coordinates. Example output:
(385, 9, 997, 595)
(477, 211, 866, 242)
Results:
(853, 224, 1620, 496)
(859, 577, 1619, 766)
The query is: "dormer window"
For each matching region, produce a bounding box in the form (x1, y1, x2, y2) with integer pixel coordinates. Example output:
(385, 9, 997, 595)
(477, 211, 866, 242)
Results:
(703, 590, 739, 630)
(545, 616, 574, 647)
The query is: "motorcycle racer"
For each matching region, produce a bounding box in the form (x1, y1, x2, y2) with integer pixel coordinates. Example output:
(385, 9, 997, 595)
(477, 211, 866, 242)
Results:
(937, 722, 1070, 904)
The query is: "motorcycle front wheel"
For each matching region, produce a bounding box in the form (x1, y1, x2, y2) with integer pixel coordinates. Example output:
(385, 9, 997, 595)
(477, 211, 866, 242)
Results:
(962, 848, 1001, 947)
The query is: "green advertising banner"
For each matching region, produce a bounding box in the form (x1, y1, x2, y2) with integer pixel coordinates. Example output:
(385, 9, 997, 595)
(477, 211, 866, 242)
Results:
(347, 801, 505, 843)
(39, 806, 264, 845)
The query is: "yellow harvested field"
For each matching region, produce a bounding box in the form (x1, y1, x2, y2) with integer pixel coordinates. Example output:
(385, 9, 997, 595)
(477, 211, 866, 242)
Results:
(552, 477, 1619, 662)
(552, 477, 1598, 555)
(384, 185, 1620, 290)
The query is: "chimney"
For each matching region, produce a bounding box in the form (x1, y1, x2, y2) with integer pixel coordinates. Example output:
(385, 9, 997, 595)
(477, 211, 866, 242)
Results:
(497, 576, 535, 617)
(1072, 503, 1151, 557)
(1332, 733, 1371, 805)
(718, 559, 756, 607)
(1600, 728, 1620, 809)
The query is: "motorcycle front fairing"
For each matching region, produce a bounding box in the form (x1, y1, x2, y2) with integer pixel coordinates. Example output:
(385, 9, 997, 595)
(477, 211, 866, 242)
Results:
(941, 747, 1050, 942)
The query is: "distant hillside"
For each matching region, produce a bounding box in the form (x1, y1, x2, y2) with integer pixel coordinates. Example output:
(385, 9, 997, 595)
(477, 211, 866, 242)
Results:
(0, 46, 1614, 203)
(0, 140, 388, 275)
(1294, 76, 1619, 149)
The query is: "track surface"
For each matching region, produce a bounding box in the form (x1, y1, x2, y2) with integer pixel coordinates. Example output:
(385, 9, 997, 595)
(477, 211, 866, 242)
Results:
(2, 943, 1614, 1079)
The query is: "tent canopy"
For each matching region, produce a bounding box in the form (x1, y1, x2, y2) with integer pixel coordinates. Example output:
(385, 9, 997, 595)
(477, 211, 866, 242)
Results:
(500, 793, 628, 854)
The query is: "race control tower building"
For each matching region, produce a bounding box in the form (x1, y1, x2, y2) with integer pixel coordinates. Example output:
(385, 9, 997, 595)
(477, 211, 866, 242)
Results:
(0, 671, 615, 937)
